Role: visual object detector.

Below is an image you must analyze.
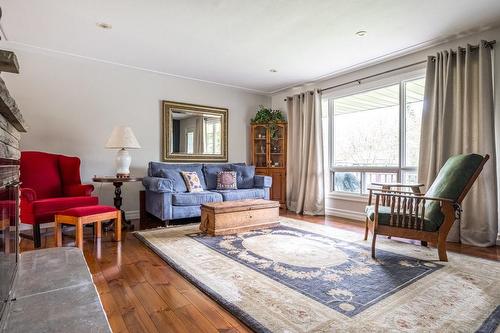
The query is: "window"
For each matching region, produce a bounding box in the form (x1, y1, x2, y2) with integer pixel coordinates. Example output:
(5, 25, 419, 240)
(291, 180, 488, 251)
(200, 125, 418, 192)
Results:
(326, 77, 425, 195)
(186, 131, 194, 154)
(204, 117, 221, 154)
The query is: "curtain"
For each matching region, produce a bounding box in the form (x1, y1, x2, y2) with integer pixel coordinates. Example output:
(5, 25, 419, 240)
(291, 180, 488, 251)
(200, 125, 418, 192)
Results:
(286, 91, 325, 215)
(418, 40, 497, 246)
(194, 117, 204, 154)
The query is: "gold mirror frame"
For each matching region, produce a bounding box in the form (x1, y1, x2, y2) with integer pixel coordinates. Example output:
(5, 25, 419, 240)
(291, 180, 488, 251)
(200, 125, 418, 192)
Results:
(162, 100, 228, 162)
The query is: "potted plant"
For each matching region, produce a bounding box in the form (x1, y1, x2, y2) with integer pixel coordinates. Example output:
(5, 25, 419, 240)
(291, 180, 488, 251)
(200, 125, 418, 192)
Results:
(251, 106, 285, 139)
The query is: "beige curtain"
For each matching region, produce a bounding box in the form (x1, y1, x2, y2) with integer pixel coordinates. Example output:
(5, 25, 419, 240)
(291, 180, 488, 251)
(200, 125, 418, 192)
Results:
(286, 91, 325, 215)
(418, 41, 497, 246)
(194, 117, 204, 154)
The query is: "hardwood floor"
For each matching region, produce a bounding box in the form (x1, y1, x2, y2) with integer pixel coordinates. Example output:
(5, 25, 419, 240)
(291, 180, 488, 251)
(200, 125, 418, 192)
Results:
(20, 211, 500, 333)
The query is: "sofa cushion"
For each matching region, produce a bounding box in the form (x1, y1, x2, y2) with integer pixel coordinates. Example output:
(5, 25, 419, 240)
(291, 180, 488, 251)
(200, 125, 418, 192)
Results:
(203, 164, 234, 189)
(172, 205, 201, 219)
(213, 188, 265, 201)
(142, 177, 176, 193)
(158, 170, 187, 192)
(231, 165, 255, 189)
(172, 191, 223, 206)
(148, 162, 207, 189)
(31, 196, 99, 224)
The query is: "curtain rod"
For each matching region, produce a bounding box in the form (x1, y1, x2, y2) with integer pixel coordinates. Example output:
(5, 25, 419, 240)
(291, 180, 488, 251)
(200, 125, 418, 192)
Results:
(283, 39, 495, 101)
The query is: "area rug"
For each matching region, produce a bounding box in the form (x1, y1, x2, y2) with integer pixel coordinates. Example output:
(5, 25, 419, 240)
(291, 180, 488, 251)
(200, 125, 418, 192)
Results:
(134, 217, 500, 332)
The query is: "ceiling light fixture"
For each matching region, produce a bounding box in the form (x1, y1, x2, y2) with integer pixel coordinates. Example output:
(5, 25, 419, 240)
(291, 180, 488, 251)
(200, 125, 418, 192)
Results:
(355, 30, 367, 37)
(269, 69, 278, 73)
(96, 22, 112, 29)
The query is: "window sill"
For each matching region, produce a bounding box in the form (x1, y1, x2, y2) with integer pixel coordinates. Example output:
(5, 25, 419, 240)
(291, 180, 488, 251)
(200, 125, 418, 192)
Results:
(326, 192, 369, 203)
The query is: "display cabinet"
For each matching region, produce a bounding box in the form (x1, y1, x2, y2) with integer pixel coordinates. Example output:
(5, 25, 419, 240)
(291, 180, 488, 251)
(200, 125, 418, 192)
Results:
(251, 122, 287, 208)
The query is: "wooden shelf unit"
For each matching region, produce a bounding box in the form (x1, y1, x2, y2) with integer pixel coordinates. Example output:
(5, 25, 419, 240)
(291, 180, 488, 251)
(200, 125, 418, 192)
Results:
(251, 122, 287, 208)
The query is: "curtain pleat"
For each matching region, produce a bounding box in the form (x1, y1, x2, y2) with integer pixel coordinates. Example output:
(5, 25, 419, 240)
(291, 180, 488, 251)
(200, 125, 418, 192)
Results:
(418, 41, 498, 246)
(286, 91, 325, 215)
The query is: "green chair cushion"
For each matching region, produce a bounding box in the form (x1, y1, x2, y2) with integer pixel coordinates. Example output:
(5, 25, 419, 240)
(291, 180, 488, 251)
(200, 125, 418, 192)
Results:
(365, 205, 440, 232)
(423, 153, 484, 227)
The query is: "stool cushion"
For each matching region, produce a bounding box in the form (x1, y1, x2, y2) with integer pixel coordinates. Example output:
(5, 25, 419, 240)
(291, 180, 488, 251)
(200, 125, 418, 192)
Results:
(59, 205, 117, 217)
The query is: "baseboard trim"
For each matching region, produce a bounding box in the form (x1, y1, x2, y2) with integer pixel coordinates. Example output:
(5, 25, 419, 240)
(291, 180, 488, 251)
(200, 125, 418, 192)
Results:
(125, 210, 140, 220)
(325, 207, 365, 222)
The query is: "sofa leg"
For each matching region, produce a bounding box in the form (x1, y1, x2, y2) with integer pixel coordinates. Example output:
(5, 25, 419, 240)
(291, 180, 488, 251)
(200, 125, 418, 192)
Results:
(33, 224, 42, 248)
(165, 220, 170, 227)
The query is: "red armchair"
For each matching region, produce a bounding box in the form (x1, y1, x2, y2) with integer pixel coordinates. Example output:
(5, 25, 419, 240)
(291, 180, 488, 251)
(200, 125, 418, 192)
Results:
(20, 151, 99, 248)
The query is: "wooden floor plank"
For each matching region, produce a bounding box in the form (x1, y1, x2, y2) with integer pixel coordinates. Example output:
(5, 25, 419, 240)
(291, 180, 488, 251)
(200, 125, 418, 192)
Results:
(174, 304, 220, 333)
(183, 288, 241, 332)
(150, 310, 191, 333)
(100, 291, 130, 333)
(107, 278, 160, 333)
(20, 210, 500, 333)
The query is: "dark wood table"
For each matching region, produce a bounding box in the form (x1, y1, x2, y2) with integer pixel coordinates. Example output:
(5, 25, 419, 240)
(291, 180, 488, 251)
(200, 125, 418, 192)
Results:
(92, 176, 143, 230)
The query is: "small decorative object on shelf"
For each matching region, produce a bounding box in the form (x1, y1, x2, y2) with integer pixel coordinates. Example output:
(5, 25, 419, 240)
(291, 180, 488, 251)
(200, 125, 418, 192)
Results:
(251, 106, 287, 208)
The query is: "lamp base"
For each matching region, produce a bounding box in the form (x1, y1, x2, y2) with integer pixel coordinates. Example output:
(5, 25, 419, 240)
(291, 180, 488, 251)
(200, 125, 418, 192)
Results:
(115, 148, 131, 177)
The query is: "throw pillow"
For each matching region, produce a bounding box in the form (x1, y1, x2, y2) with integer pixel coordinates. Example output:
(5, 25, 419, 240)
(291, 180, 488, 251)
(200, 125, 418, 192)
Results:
(216, 171, 237, 190)
(181, 171, 204, 192)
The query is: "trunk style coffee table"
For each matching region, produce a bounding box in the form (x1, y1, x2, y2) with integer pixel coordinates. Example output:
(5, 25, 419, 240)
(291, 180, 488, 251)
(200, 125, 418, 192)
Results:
(200, 199, 280, 236)
(92, 176, 143, 230)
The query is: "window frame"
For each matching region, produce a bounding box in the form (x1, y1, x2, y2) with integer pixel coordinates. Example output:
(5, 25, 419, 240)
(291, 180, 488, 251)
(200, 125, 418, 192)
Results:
(323, 69, 425, 196)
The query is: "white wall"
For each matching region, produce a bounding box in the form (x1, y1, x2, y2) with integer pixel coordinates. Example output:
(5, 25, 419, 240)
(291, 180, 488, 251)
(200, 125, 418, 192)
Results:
(271, 27, 500, 224)
(2, 43, 270, 216)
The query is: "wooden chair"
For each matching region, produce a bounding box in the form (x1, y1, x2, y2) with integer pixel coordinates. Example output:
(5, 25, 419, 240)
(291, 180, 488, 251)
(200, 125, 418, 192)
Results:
(365, 154, 489, 261)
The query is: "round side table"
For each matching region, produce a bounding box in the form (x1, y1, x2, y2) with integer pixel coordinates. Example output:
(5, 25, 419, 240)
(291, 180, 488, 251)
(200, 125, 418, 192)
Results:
(92, 176, 143, 230)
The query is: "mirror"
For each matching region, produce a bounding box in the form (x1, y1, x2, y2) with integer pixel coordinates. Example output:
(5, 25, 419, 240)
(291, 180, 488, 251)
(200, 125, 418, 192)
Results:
(162, 101, 228, 162)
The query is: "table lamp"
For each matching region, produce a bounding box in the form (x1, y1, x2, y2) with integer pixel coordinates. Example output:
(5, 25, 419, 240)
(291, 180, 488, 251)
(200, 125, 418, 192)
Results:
(105, 126, 141, 178)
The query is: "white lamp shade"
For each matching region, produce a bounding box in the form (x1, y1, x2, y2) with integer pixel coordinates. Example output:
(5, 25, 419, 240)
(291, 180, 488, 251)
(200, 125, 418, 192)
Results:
(105, 126, 141, 149)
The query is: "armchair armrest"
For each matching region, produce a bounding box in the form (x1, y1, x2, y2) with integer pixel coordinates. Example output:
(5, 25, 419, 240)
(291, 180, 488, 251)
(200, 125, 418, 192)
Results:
(254, 175, 272, 188)
(142, 176, 176, 193)
(64, 184, 94, 197)
(372, 191, 454, 204)
(367, 187, 424, 196)
(367, 183, 425, 205)
(370, 182, 425, 189)
(20, 187, 37, 202)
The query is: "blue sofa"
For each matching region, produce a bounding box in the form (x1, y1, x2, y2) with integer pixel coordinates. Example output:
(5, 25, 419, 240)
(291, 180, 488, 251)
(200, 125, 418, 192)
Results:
(143, 162, 272, 223)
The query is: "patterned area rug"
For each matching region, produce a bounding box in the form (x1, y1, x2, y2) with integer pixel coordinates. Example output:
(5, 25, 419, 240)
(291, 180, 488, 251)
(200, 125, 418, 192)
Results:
(135, 217, 500, 332)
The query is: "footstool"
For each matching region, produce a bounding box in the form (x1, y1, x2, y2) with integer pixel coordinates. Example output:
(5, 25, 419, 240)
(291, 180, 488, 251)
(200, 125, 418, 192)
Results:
(55, 205, 121, 249)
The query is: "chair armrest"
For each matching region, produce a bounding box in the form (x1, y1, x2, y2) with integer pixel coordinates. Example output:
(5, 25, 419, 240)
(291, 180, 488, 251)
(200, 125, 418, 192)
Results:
(372, 191, 455, 204)
(367, 187, 424, 196)
(254, 175, 272, 188)
(20, 188, 37, 202)
(142, 176, 175, 193)
(370, 182, 425, 189)
(64, 184, 94, 197)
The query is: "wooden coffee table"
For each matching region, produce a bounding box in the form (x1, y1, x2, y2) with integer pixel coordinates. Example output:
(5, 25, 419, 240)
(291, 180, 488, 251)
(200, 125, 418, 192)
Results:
(200, 199, 280, 236)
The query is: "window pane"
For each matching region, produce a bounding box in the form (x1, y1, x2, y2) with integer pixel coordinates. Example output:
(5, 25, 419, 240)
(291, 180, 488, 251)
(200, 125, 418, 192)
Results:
(333, 84, 399, 167)
(334, 172, 360, 193)
(404, 78, 425, 167)
(402, 170, 418, 184)
(363, 172, 398, 194)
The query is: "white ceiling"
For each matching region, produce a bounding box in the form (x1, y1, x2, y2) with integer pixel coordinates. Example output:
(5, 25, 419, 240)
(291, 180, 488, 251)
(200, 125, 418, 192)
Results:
(1, 0, 500, 94)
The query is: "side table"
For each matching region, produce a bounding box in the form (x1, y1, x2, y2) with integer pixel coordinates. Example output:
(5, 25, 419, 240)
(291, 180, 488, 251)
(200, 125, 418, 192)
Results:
(92, 176, 143, 230)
